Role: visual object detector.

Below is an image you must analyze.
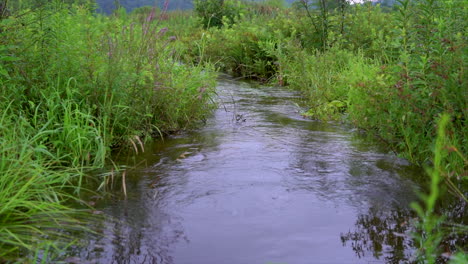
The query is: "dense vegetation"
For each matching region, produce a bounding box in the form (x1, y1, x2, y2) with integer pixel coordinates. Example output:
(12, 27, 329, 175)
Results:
(0, 0, 466, 262)
(0, 0, 215, 261)
(185, 0, 467, 174)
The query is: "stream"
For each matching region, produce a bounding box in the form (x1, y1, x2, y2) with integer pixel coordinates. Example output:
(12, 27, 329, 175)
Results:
(73, 77, 424, 264)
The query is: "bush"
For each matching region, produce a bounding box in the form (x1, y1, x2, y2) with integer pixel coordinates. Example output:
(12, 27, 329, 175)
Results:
(193, 0, 243, 28)
(0, 2, 216, 260)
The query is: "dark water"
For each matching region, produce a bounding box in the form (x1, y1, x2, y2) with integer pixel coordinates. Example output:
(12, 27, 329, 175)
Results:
(74, 77, 425, 264)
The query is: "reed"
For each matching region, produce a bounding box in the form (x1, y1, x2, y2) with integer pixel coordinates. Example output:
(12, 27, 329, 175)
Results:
(0, 1, 216, 261)
(0, 108, 91, 262)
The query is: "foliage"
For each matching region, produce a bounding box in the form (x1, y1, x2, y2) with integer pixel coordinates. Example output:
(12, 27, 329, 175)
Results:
(193, 0, 244, 28)
(279, 45, 378, 120)
(185, 2, 303, 80)
(1, 0, 466, 261)
(0, 109, 91, 262)
(347, 0, 467, 167)
(0, 1, 216, 260)
(188, 18, 279, 79)
(4, 0, 92, 12)
(262, 0, 287, 9)
(411, 114, 467, 263)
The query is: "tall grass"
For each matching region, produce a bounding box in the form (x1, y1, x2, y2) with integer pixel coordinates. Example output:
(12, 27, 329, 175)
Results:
(411, 114, 467, 263)
(185, 0, 466, 170)
(0, 106, 90, 262)
(0, 1, 216, 261)
(2, 0, 464, 261)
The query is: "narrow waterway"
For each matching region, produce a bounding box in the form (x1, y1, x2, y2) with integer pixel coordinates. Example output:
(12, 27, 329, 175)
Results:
(74, 77, 424, 264)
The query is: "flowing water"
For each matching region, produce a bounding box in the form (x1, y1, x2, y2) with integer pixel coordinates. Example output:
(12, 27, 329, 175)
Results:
(74, 77, 425, 264)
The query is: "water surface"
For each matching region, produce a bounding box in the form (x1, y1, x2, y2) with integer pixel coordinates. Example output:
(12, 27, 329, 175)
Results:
(75, 77, 423, 264)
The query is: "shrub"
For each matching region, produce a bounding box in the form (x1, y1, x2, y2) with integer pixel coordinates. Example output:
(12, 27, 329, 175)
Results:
(193, 0, 243, 28)
(0, 2, 216, 260)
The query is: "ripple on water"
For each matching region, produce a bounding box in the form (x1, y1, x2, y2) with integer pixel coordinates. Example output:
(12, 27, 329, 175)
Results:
(74, 77, 423, 264)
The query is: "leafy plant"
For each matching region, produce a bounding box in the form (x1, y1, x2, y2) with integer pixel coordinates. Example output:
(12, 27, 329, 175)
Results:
(411, 114, 467, 263)
(193, 0, 243, 28)
(0, 1, 217, 260)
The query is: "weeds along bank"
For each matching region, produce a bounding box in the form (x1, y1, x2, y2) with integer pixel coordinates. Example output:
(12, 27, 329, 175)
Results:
(185, 0, 466, 171)
(178, 0, 467, 262)
(184, 1, 466, 183)
(0, 0, 466, 262)
(0, 1, 215, 261)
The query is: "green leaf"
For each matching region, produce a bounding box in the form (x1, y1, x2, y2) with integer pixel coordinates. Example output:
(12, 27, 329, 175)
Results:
(0, 67, 9, 78)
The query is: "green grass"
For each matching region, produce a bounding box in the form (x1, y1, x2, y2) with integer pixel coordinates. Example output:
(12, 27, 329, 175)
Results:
(1, 0, 465, 261)
(411, 114, 467, 263)
(0, 1, 217, 261)
(0, 107, 90, 262)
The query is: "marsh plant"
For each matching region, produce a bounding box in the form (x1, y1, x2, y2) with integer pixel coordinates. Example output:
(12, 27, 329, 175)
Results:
(0, 0, 466, 262)
(0, 0, 216, 261)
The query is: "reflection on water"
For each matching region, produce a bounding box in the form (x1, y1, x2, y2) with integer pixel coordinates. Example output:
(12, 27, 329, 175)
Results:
(76, 173, 188, 264)
(340, 207, 416, 264)
(73, 76, 425, 264)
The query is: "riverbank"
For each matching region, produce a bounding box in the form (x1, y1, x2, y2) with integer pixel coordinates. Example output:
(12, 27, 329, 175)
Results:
(182, 0, 466, 173)
(0, 2, 216, 261)
(0, 0, 466, 262)
(70, 77, 425, 263)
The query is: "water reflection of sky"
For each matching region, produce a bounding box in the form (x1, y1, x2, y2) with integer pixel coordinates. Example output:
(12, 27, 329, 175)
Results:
(74, 78, 423, 264)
